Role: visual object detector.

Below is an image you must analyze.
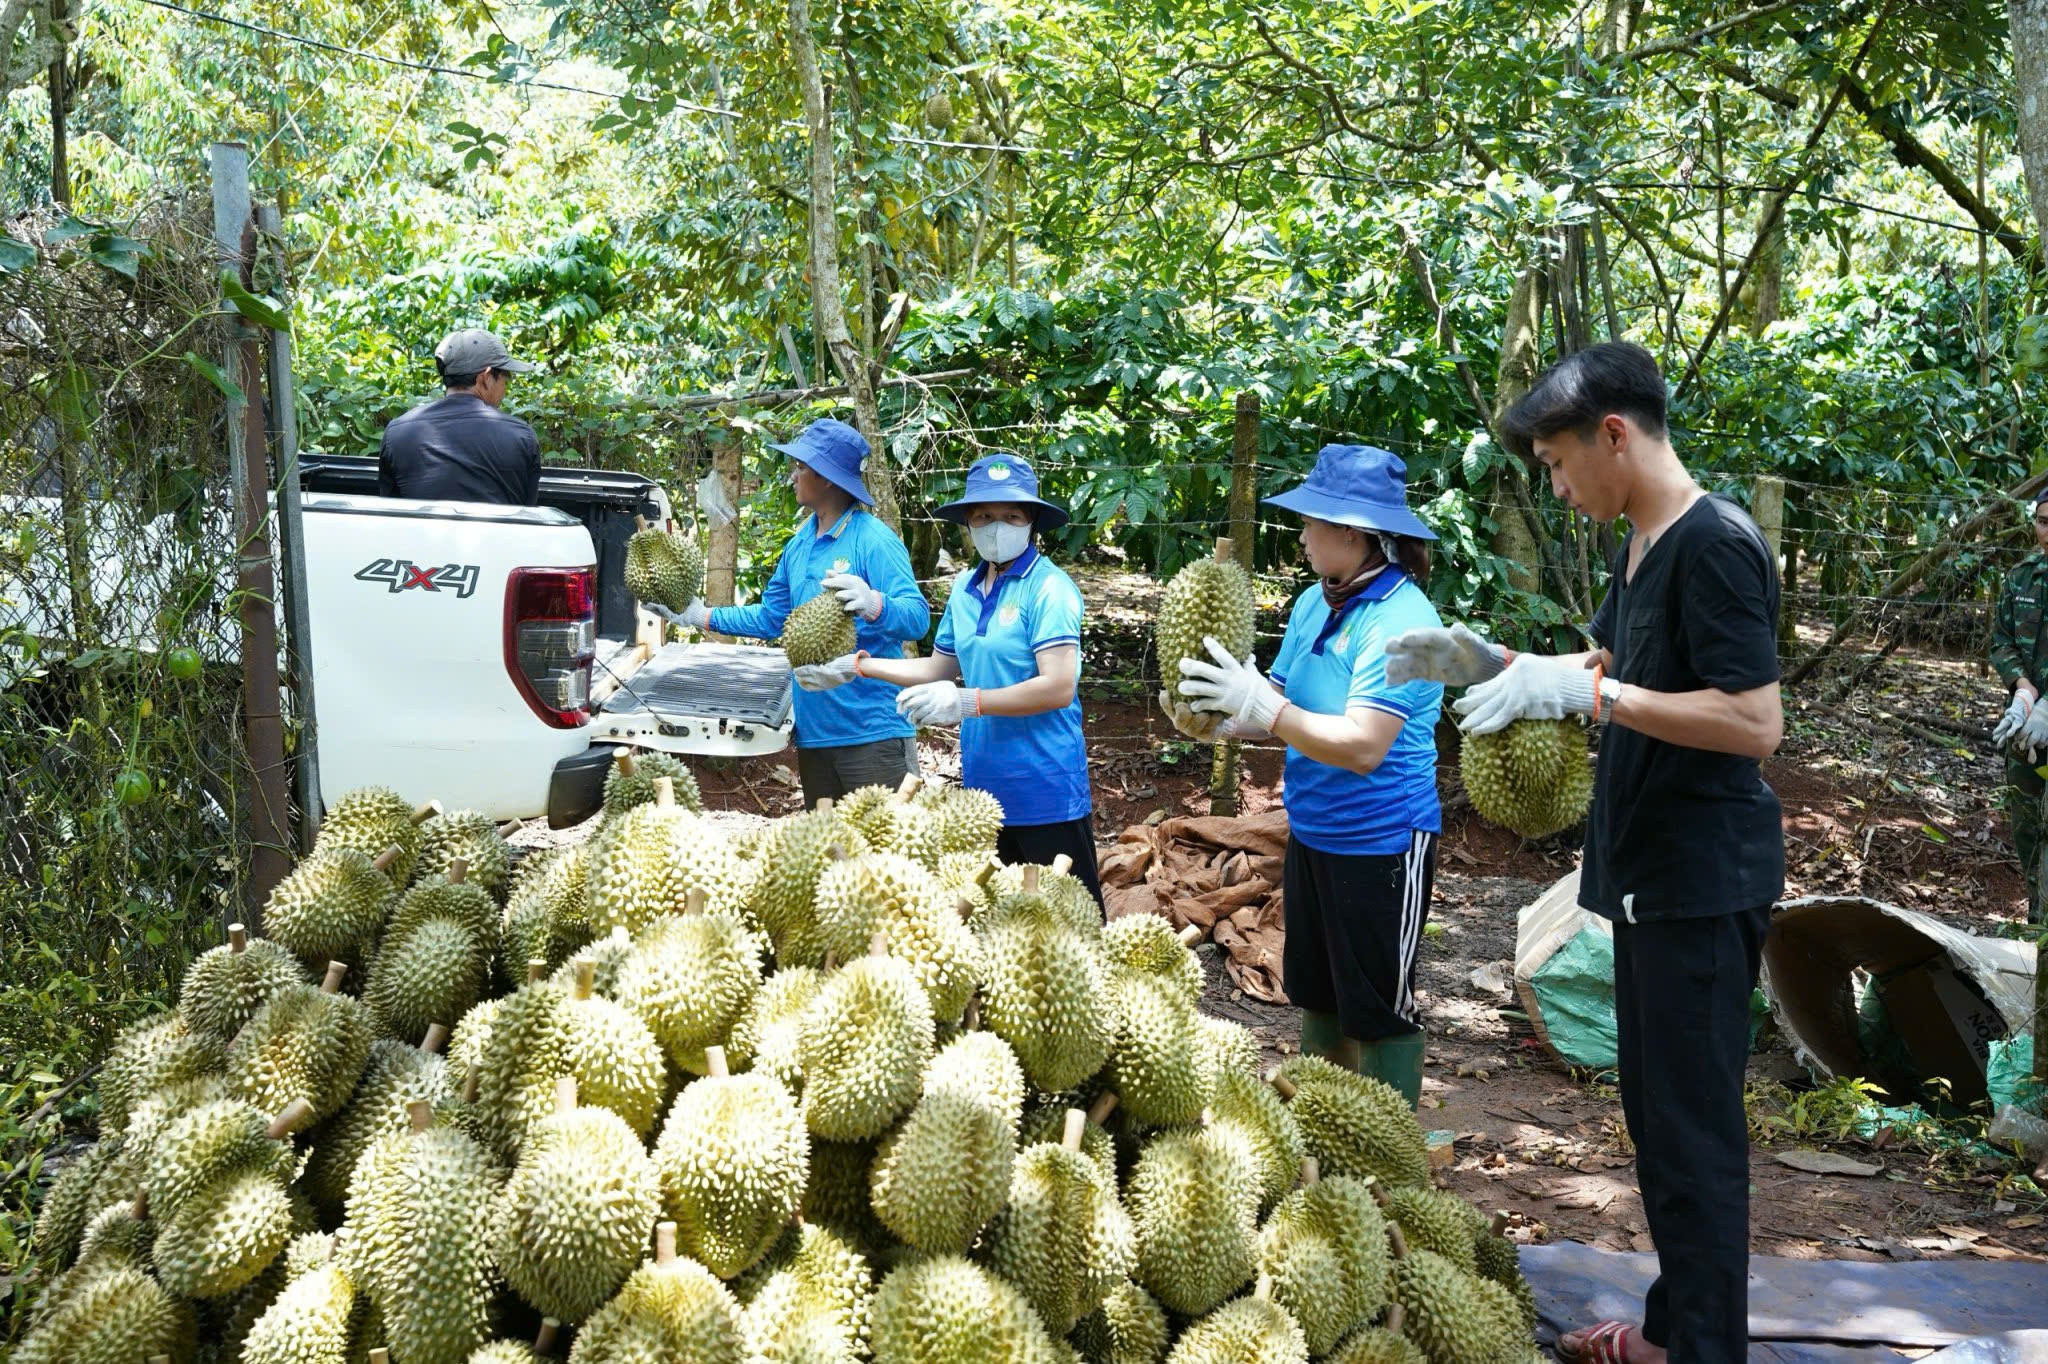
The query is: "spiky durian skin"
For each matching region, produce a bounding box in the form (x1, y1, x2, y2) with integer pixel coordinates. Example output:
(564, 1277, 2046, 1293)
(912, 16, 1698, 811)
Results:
(316, 786, 424, 884)
(801, 1138, 890, 1253)
(979, 909, 1114, 1094)
(366, 914, 493, 1046)
(727, 966, 823, 1095)
(412, 810, 514, 900)
(780, 593, 857, 668)
(624, 527, 705, 612)
(1326, 1324, 1428, 1364)
(869, 1255, 1068, 1364)
(241, 1252, 357, 1364)
(1099, 915, 1205, 1002)
(1127, 1128, 1256, 1318)
(619, 912, 763, 1074)
(749, 812, 871, 965)
(348, 1123, 500, 1364)
(14, 1254, 197, 1364)
(263, 849, 397, 971)
(1256, 1175, 1388, 1355)
(987, 1140, 1136, 1334)
(1388, 1247, 1518, 1364)
(553, 926, 638, 998)
(1071, 1279, 1170, 1364)
(734, 1221, 873, 1363)
(154, 1166, 296, 1298)
(467, 1344, 539, 1364)
(494, 1104, 660, 1321)
(797, 955, 935, 1142)
(1106, 974, 1210, 1128)
(585, 802, 752, 933)
(74, 1198, 152, 1267)
(101, 1014, 226, 1134)
(34, 1140, 122, 1268)
(1153, 555, 1255, 717)
(1459, 718, 1593, 839)
(812, 853, 978, 1023)
(603, 751, 703, 816)
(228, 983, 374, 1123)
(144, 1098, 295, 1224)
(653, 1072, 809, 1280)
(1274, 1054, 1430, 1188)
(567, 1254, 746, 1364)
(1193, 1016, 1261, 1085)
(869, 1085, 1015, 1255)
(1209, 1069, 1305, 1214)
(1163, 1296, 1308, 1364)
(925, 785, 1004, 856)
(500, 854, 596, 988)
(1019, 1106, 1118, 1187)
(1383, 1186, 1479, 1273)
(181, 938, 311, 1043)
(471, 981, 665, 1158)
(1473, 1229, 1539, 1332)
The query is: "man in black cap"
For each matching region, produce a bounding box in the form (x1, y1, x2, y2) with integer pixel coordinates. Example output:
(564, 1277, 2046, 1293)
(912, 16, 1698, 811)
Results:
(1989, 487, 2048, 922)
(377, 328, 542, 505)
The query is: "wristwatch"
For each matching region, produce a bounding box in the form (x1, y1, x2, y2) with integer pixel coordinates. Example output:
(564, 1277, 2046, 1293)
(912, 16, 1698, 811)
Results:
(1596, 675, 1623, 720)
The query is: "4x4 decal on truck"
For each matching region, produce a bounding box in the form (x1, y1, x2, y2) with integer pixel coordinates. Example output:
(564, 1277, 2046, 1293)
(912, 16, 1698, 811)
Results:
(355, 558, 482, 598)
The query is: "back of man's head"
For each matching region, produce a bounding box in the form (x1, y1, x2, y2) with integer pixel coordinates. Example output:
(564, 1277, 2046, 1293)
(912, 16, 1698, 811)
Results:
(433, 328, 533, 391)
(1502, 341, 1668, 458)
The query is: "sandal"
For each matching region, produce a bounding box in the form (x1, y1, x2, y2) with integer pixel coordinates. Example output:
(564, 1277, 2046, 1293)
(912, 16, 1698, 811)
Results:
(1559, 1321, 1636, 1363)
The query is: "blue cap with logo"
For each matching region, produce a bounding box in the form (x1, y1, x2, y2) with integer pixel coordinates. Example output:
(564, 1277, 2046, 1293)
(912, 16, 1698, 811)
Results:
(1263, 444, 1437, 541)
(933, 452, 1070, 530)
(768, 418, 875, 506)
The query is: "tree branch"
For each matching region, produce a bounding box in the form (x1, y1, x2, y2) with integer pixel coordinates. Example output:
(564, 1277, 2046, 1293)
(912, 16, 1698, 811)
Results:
(1840, 73, 2037, 268)
(1616, 0, 1806, 63)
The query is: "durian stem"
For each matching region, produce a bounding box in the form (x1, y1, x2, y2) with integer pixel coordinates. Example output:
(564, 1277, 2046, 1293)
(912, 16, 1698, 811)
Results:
(406, 1100, 432, 1133)
(822, 951, 839, 971)
(1386, 1304, 1406, 1334)
(867, 930, 890, 957)
(894, 772, 920, 800)
(1022, 864, 1040, 892)
(555, 1075, 578, 1114)
(1369, 1181, 1392, 1208)
(655, 777, 675, 808)
(462, 1065, 480, 1105)
(1086, 1091, 1120, 1126)
(1268, 1071, 1299, 1100)
(573, 960, 596, 1000)
(1254, 1272, 1273, 1301)
(373, 844, 403, 873)
(131, 1191, 148, 1220)
(1050, 853, 1072, 877)
(227, 922, 247, 953)
(320, 961, 348, 993)
(497, 819, 524, 837)
(975, 858, 998, 888)
(421, 1023, 449, 1055)
(370, 1350, 390, 1364)
(534, 1320, 560, 1356)
(1177, 922, 1205, 948)
(1386, 1222, 1410, 1259)
(963, 994, 981, 1031)
(655, 1221, 677, 1264)
(267, 1097, 315, 1138)
(1490, 1211, 1510, 1237)
(149, 1357, 169, 1364)
(526, 959, 548, 985)
(954, 896, 975, 922)
(616, 749, 636, 776)
(816, 796, 834, 813)
(411, 801, 441, 826)
(685, 887, 707, 915)
(1062, 1108, 1087, 1151)
(1299, 1156, 1320, 1186)
(634, 515, 651, 533)
(1214, 536, 1234, 561)
(704, 1045, 731, 1078)
(447, 857, 469, 885)
(824, 843, 846, 863)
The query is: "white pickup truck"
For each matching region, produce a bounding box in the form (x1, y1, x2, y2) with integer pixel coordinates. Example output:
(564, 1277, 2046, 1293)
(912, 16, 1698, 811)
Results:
(295, 455, 794, 825)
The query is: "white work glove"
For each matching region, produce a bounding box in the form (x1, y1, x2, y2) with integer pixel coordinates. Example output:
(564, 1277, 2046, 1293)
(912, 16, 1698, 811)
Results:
(1453, 654, 1598, 735)
(1177, 636, 1287, 733)
(2020, 700, 2048, 762)
(822, 572, 884, 621)
(1383, 623, 1510, 687)
(898, 680, 981, 728)
(1994, 691, 2034, 749)
(794, 653, 862, 693)
(648, 598, 711, 630)
(1158, 689, 1268, 743)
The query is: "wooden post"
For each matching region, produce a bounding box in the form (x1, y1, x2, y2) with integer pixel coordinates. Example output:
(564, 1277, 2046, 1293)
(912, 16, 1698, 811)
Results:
(706, 423, 741, 642)
(1211, 392, 1259, 818)
(258, 203, 319, 851)
(213, 142, 291, 919)
(1751, 474, 1788, 655)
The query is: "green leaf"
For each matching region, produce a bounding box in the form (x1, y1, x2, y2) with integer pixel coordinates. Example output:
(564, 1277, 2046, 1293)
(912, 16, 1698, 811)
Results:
(90, 237, 143, 278)
(182, 350, 246, 404)
(45, 215, 99, 246)
(0, 236, 34, 272)
(220, 271, 290, 332)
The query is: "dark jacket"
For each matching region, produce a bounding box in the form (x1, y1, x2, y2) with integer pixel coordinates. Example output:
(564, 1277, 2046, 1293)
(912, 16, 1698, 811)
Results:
(1992, 555, 2048, 693)
(377, 392, 541, 505)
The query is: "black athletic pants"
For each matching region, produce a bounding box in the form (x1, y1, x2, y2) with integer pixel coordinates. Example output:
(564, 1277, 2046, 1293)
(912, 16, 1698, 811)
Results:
(996, 815, 1104, 913)
(1281, 832, 1435, 1042)
(794, 736, 918, 808)
(1613, 904, 1770, 1363)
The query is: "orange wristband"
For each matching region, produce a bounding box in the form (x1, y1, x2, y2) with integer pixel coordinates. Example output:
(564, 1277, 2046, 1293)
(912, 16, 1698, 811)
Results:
(1589, 663, 1607, 720)
(852, 650, 871, 678)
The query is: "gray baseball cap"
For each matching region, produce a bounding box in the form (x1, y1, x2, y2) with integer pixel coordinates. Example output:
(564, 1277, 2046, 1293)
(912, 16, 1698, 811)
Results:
(434, 328, 536, 375)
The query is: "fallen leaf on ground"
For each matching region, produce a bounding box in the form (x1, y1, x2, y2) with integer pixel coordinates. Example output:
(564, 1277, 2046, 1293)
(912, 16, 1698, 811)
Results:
(1774, 1150, 1882, 1177)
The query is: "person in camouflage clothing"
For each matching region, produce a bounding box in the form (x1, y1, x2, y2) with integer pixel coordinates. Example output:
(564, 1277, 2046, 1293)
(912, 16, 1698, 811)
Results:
(1990, 489, 2048, 922)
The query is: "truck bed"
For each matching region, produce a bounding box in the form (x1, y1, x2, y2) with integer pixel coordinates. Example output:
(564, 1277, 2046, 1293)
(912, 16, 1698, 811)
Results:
(593, 641, 795, 757)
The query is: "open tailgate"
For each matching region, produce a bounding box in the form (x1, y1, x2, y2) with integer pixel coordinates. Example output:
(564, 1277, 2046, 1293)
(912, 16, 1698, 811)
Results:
(592, 641, 794, 756)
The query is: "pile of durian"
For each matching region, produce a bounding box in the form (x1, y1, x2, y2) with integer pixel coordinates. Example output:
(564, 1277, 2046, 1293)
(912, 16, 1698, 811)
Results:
(27, 756, 1544, 1364)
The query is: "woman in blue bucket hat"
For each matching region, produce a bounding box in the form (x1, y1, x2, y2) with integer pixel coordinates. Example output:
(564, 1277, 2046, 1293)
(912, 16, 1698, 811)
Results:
(847, 452, 1104, 908)
(657, 417, 931, 805)
(1167, 443, 1445, 1104)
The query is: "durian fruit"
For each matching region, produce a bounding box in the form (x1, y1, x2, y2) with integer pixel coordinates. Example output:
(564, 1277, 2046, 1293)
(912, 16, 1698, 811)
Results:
(34, 1140, 124, 1268)
(727, 965, 824, 1095)
(835, 784, 895, 835)
(347, 1101, 500, 1364)
(1458, 718, 1594, 840)
(987, 857, 1099, 938)
(618, 888, 763, 1074)
(147, 1096, 306, 1298)
(1071, 1278, 1170, 1364)
(470, 961, 666, 1156)
(315, 788, 439, 886)
(869, 1254, 1068, 1364)
(869, 1035, 1021, 1254)
(653, 1046, 809, 1279)
(987, 1108, 1136, 1334)
(749, 801, 871, 964)
(1380, 1185, 1478, 1273)
(1163, 1284, 1308, 1364)
(263, 844, 400, 973)
(1270, 1055, 1429, 1189)
(844, 778, 942, 868)
(624, 518, 707, 612)
(366, 861, 499, 1044)
(802, 1137, 889, 1253)
(813, 849, 978, 1023)
(553, 925, 639, 998)
(585, 779, 752, 932)
(734, 1221, 872, 1363)
(1099, 915, 1205, 1004)
(1153, 539, 1256, 721)
(604, 749, 704, 816)
(936, 852, 1000, 924)
(1384, 1223, 1522, 1364)
(780, 592, 857, 668)
(228, 962, 374, 1124)
(1127, 1126, 1257, 1317)
(302, 1027, 452, 1209)
(1193, 1016, 1261, 1086)
(13, 1247, 197, 1364)
(1209, 1067, 1306, 1214)
(979, 865, 1114, 1093)
(181, 923, 312, 1043)
(494, 1077, 661, 1322)
(923, 90, 954, 131)
(1019, 1094, 1120, 1188)
(100, 1013, 227, 1134)
(241, 1231, 360, 1364)
(797, 938, 936, 1141)
(1326, 1305, 1427, 1364)
(917, 779, 1004, 856)
(413, 811, 516, 902)
(1473, 1212, 1539, 1333)
(1106, 972, 1209, 1128)
(1255, 1162, 1388, 1355)
(568, 1221, 746, 1364)
(500, 846, 596, 989)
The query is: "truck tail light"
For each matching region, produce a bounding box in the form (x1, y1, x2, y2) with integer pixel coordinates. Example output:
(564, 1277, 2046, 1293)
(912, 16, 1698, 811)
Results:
(505, 566, 595, 728)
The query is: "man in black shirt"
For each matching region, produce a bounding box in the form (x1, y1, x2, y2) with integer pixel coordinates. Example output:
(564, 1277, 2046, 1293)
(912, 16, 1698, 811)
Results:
(1386, 342, 1783, 1364)
(377, 328, 542, 505)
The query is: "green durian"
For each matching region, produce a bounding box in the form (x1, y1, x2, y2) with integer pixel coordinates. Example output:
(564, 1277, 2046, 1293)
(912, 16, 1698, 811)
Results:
(585, 784, 752, 932)
(1326, 1306, 1429, 1364)
(1473, 1215, 1539, 1333)
(801, 1137, 890, 1253)
(314, 787, 437, 886)
(1382, 1185, 1478, 1273)
(618, 898, 763, 1074)
(1386, 1238, 1521, 1364)
(812, 851, 978, 1023)
(734, 1220, 872, 1362)
(469, 964, 665, 1157)
(241, 1232, 359, 1364)
(1256, 1168, 1388, 1355)
(869, 1255, 1068, 1364)
(14, 1252, 197, 1364)
(869, 1082, 1015, 1254)
(1127, 1127, 1256, 1317)
(779, 593, 857, 668)
(228, 964, 374, 1123)
(567, 1223, 746, 1364)
(500, 847, 596, 989)
(1459, 718, 1594, 840)
(35, 1139, 124, 1268)
(920, 781, 1004, 856)
(1153, 543, 1256, 722)
(979, 883, 1115, 1094)
(1192, 1016, 1261, 1085)
(797, 948, 935, 1142)
(1163, 1292, 1308, 1364)
(101, 1013, 226, 1135)
(365, 865, 498, 1044)
(1106, 973, 1210, 1128)
(986, 860, 1100, 939)
(1099, 914, 1205, 1004)
(748, 804, 871, 964)
(1208, 1068, 1305, 1214)
(653, 1047, 809, 1280)
(412, 810, 515, 901)
(1272, 1054, 1430, 1188)
(180, 924, 312, 1043)
(146, 1098, 301, 1299)
(843, 783, 941, 869)
(624, 524, 706, 612)
(603, 749, 703, 816)
(987, 1108, 1136, 1333)
(1071, 1279, 1169, 1364)
(551, 924, 638, 998)
(727, 966, 824, 1095)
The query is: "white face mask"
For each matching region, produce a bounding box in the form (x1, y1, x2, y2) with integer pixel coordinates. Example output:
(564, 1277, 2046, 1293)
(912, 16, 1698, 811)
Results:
(970, 519, 1032, 565)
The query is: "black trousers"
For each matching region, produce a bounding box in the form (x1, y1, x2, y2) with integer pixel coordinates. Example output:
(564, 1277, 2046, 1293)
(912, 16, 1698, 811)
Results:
(1614, 905, 1770, 1363)
(1281, 832, 1435, 1041)
(794, 736, 918, 807)
(996, 816, 1105, 913)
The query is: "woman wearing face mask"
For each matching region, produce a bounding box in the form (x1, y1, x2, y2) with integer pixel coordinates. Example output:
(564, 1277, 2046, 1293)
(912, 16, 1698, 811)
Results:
(1165, 444, 1444, 1104)
(837, 453, 1102, 907)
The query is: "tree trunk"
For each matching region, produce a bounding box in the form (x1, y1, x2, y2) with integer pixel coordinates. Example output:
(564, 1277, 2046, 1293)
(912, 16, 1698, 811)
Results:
(47, 13, 67, 206)
(785, 0, 900, 531)
(2014, 2, 2048, 250)
(1745, 194, 1786, 336)
(1490, 265, 1549, 595)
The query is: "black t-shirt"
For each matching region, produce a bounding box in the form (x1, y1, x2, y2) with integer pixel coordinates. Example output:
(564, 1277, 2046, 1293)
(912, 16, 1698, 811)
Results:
(1582, 493, 1785, 921)
(377, 393, 541, 505)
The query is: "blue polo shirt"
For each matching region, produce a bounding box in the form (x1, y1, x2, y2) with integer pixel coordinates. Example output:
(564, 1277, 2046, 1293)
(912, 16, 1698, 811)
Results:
(1269, 568, 1444, 856)
(710, 507, 929, 749)
(933, 547, 1091, 826)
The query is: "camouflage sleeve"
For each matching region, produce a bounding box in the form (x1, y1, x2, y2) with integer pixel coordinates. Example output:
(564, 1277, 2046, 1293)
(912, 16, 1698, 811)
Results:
(1992, 565, 2032, 688)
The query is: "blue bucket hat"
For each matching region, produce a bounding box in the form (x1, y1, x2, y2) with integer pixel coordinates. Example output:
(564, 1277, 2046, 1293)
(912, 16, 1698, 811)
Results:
(934, 453, 1071, 530)
(1263, 444, 1437, 541)
(768, 418, 874, 506)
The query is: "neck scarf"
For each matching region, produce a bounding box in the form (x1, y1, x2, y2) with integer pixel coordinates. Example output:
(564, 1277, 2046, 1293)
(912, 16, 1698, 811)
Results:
(1322, 546, 1390, 613)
